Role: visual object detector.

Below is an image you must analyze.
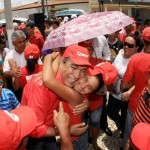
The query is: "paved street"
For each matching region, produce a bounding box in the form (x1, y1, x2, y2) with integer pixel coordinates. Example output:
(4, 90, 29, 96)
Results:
(88, 117, 123, 150)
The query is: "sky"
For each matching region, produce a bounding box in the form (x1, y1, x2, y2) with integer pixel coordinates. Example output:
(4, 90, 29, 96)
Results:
(0, 0, 39, 9)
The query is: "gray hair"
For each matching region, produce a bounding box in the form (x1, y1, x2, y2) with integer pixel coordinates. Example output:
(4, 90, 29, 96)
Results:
(11, 30, 26, 42)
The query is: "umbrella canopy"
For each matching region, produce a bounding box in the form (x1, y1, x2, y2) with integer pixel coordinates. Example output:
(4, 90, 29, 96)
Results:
(42, 11, 135, 50)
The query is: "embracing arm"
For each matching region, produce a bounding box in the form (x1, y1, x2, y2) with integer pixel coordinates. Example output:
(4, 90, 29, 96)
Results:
(42, 53, 83, 107)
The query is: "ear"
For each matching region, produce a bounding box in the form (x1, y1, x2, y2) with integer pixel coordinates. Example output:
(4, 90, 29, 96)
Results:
(12, 41, 16, 46)
(135, 46, 139, 52)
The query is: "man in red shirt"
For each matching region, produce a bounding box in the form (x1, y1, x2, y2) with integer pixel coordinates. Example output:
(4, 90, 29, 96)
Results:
(21, 45, 91, 150)
(121, 27, 150, 149)
(26, 21, 44, 51)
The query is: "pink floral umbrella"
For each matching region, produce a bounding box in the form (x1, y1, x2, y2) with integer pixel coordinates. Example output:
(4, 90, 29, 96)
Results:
(42, 11, 135, 50)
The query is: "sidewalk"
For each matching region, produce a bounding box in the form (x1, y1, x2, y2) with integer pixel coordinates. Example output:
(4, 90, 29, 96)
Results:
(88, 117, 123, 150)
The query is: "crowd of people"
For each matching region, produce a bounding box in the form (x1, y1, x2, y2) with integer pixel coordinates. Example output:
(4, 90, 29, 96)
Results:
(0, 12, 149, 150)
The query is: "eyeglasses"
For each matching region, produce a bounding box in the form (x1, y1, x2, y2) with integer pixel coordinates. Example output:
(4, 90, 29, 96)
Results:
(63, 60, 87, 75)
(123, 42, 135, 48)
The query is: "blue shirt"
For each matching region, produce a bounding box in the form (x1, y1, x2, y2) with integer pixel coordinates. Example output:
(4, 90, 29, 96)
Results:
(0, 88, 20, 111)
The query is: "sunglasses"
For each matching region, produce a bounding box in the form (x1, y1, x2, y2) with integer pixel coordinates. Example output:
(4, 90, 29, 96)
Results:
(124, 42, 135, 48)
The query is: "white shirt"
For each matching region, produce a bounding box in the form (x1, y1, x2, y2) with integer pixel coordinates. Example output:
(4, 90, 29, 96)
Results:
(111, 49, 130, 100)
(3, 49, 27, 72)
(92, 35, 111, 61)
(0, 48, 11, 61)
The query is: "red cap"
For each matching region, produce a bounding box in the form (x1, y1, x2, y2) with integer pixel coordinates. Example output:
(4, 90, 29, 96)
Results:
(63, 45, 91, 66)
(131, 122, 150, 150)
(142, 27, 150, 42)
(19, 23, 26, 30)
(88, 62, 118, 85)
(0, 106, 37, 150)
(24, 44, 40, 60)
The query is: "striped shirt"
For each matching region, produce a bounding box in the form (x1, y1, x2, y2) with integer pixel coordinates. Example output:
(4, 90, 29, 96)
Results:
(132, 87, 150, 126)
(0, 88, 20, 111)
(0, 58, 3, 84)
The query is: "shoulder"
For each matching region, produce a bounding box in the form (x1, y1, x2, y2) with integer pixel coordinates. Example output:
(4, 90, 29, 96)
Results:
(4, 50, 14, 58)
(34, 33, 43, 39)
(129, 52, 145, 61)
(2, 88, 14, 95)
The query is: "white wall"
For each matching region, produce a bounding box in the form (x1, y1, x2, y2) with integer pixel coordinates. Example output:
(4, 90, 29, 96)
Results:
(1, 7, 42, 19)
(55, 3, 89, 13)
(1, 3, 89, 19)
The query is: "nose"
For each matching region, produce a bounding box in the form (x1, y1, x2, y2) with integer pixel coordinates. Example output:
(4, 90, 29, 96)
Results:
(80, 83, 86, 90)
(74, 69, 80, 79)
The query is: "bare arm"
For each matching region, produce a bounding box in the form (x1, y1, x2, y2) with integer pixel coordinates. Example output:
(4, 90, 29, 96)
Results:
(42, 53, 83, 107)
(121, 85, 135, 102)
(54, 102, 73, 150)
(120, 80, 134, 92)
(8, 59, 21, 91)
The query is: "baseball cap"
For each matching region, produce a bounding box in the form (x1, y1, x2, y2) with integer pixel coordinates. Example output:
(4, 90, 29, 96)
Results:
(88, 62, 118, 85)
(131, 122, 150, 150)
(24, 44, 40, 60)
(0, 106, 37, 150)
(142, 27, 150, 42)
(63, 45, 92, 67)
(19, 23, 26, 30)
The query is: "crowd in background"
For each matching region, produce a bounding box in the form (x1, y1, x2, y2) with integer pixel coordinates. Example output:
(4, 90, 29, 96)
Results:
(0, 12, 149, 150)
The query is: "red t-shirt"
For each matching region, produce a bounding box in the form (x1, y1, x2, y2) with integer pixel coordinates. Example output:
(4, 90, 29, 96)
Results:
(19, 64, 43, 88)
(88, 57, 104, 110)
(28, 33, 44, 51)
(88, 94, 103, 111)
(122, 52, 150, 112)
(21, 71, 62, 138)
(62, 101, 81, 141)
(118, 33, 126, 42)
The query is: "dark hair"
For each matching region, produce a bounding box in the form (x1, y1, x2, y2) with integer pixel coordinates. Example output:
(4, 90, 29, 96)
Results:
(94, 73, 104, 93)
(52, 20, 60, 27)
(26, 21, 35, 28)
(26, 59, 38, 75)
(126, 34, 140, 47)
(44, 19, 52, 26)
(0, 34, 6, 44)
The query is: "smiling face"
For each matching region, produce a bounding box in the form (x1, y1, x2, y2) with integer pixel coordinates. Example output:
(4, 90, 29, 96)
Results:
(12, 36, 26, 54)
(60, 58, 88, 88)
(123, 36, 138, 59)
(73, 75, 100, 95)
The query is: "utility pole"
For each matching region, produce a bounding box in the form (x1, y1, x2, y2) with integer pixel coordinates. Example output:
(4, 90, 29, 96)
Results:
(45, 0, 50, 19)
(41, 0, 45, 14)
(98, 0, 104, 12)
(3, 0, 14, 50)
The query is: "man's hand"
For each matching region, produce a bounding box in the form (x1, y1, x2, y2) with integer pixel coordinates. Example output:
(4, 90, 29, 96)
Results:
(53, 102, 70, 131)
(8, 59, 21, 78)
(73, 100, 90, 115)
(45, 52, 59, 62)
(54, 102, 73, 150)
(70, 122, 88, 136)
(12, 67, 21, 78)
